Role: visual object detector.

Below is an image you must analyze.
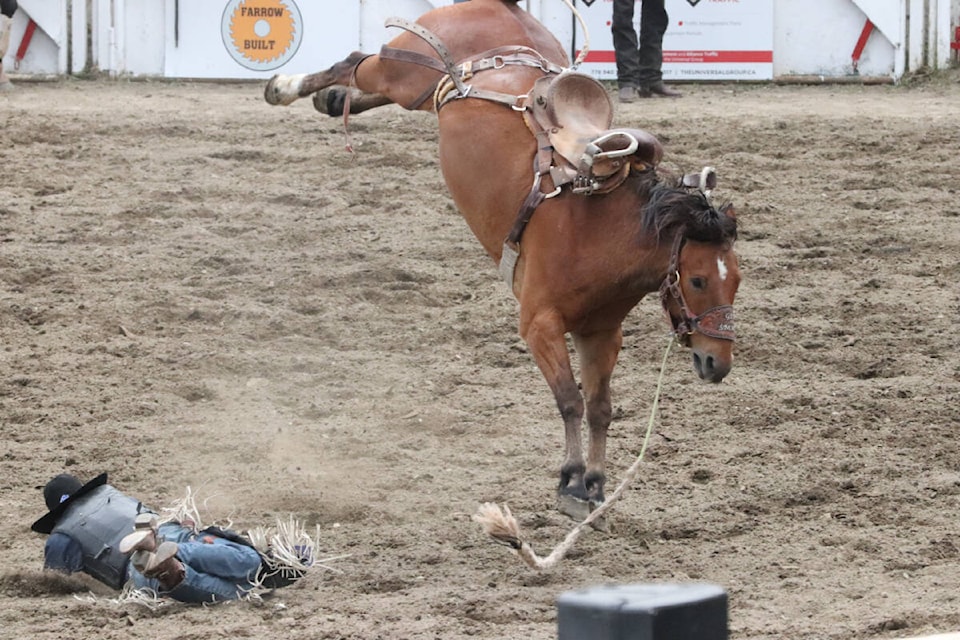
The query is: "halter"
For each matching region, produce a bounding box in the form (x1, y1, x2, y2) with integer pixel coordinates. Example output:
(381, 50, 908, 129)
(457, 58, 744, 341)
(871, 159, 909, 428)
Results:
(658, 234, 736, 346)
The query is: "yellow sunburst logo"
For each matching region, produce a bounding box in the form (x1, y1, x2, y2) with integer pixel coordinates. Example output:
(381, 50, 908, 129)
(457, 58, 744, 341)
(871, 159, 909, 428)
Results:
(222, 0, 302, 71)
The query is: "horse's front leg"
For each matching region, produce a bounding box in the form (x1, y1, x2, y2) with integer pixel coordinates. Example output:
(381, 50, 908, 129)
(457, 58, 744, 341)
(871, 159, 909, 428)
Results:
(572, 327, 623, 509)
(521, 310, 589, 520)
(264, 51, 372, 106)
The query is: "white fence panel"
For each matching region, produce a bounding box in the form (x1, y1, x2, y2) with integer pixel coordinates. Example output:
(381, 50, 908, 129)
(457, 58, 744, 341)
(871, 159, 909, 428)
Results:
(6, 0, 959, 81)
(10, 0, 66, 74)
(775, 0, 898, 77)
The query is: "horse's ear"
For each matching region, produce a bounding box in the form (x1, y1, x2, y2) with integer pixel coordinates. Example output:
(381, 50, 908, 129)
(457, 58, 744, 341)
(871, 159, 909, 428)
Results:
(720, 202, 736, 220)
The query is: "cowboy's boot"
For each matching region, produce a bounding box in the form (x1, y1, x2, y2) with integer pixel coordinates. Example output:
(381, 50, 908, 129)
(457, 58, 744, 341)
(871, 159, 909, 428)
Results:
(637, 81, 682, 98)
(120, 529, 157, 554)
(119, 513, 160, 554)
(0, 15, 13, 91)
(142, 541, 185, 591)
(617, 85, 637, 103)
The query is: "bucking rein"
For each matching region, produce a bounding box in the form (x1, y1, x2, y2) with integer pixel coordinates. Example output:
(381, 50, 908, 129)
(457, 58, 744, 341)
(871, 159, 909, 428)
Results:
(339, 17, 729, 569)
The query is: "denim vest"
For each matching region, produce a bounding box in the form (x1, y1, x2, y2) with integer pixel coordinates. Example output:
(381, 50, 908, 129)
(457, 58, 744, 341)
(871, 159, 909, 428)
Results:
(51, 485, 151, 589)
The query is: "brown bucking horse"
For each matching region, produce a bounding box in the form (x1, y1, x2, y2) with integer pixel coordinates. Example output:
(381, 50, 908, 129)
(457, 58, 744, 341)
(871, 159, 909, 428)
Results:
(264, 0, 740, 520)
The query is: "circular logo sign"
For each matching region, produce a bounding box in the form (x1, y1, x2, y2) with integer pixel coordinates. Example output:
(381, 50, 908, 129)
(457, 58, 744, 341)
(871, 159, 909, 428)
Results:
(221, 0, 303, 71)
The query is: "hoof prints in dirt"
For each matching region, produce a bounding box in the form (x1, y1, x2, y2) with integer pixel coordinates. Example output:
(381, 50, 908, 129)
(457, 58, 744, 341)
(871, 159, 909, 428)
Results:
(3, 80, 960, 640)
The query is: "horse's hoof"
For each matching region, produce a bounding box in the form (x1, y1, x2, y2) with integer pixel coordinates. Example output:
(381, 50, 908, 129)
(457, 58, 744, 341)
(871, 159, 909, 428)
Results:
(264, 74, 305, 106)
(557, 494, 591, 521)
(264, 76, 283, 105)
(313, 87, 347, 117)
(557, 494, 608, 530)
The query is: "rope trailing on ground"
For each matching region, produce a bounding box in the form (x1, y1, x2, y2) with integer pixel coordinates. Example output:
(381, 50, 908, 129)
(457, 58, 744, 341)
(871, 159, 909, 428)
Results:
(473, 336, 676, 570)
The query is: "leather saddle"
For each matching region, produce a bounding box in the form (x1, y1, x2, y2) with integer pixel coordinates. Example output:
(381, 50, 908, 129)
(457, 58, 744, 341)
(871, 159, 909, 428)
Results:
(522, 72, 663, 195)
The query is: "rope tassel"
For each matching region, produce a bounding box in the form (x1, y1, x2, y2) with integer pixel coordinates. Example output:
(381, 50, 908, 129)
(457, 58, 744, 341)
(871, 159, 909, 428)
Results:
(474, 337, 675, 570)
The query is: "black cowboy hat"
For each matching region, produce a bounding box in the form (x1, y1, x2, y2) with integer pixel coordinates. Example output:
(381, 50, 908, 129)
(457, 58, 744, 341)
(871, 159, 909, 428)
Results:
(31, 472, 108, 534)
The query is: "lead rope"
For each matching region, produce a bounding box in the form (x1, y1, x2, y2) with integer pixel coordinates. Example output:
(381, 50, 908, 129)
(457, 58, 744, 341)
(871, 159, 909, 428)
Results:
(559, 0, 590, 69)
(473, 335, 676, 570)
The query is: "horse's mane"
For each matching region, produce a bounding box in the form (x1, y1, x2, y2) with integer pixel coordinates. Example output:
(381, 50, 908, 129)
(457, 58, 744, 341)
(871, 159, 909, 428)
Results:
(636, 171, 738, 246)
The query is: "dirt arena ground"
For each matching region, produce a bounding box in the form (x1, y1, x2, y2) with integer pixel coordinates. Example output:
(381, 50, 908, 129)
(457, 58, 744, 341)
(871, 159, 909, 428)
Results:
(1, 70, 959, 639)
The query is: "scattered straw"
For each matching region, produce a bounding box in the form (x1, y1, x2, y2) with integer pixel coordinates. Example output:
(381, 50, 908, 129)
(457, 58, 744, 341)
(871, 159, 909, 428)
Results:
(115, 585, 176, 611)
(247, 515, 350, 590)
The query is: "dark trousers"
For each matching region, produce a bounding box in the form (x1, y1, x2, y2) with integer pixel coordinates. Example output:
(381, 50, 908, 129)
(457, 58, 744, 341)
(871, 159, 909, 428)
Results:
(611, 0, 668, 88)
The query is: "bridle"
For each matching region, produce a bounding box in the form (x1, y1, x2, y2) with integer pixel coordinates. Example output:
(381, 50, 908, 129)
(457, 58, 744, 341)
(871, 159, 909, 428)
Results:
(658, 234, 736, 346)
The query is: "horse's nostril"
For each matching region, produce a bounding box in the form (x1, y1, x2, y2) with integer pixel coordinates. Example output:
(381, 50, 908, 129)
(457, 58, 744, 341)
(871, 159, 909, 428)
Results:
(704, 355, 715, 375)
(693, 351, 724, 381)
(702, 353, 731, 383)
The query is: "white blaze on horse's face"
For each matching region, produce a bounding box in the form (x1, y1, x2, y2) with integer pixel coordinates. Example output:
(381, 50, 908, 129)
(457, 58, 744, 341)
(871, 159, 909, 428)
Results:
(717, 256, 728, 282)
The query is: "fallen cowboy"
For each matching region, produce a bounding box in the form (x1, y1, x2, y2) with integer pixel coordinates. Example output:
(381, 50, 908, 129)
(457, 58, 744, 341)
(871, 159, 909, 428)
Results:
(31, 472, 341, 604)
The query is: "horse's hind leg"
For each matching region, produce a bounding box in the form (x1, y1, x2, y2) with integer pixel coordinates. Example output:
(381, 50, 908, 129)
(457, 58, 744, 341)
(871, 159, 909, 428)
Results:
(264, 51, 371, 106)
(312, 87, 393, 117)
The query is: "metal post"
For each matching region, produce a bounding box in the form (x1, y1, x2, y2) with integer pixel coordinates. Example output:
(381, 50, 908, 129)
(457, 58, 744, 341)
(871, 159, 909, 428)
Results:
(69, 0, 86, 73)
(557, 583, 728, 640)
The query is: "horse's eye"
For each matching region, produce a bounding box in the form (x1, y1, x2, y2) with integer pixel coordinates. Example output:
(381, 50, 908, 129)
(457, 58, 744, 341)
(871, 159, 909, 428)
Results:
(690, 276, 707, 290)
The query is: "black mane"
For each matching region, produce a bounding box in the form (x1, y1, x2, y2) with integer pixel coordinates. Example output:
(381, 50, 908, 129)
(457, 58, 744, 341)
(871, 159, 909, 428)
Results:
(636, 172, 738, 246)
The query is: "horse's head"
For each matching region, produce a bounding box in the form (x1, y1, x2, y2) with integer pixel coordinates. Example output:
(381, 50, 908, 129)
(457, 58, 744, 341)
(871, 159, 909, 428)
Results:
(648, 183, 740, 382)
(663, 232, 740, 382)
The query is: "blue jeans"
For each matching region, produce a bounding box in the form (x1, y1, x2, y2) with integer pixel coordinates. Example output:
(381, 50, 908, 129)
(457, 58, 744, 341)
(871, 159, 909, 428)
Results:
(129, 524, 262, 603)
